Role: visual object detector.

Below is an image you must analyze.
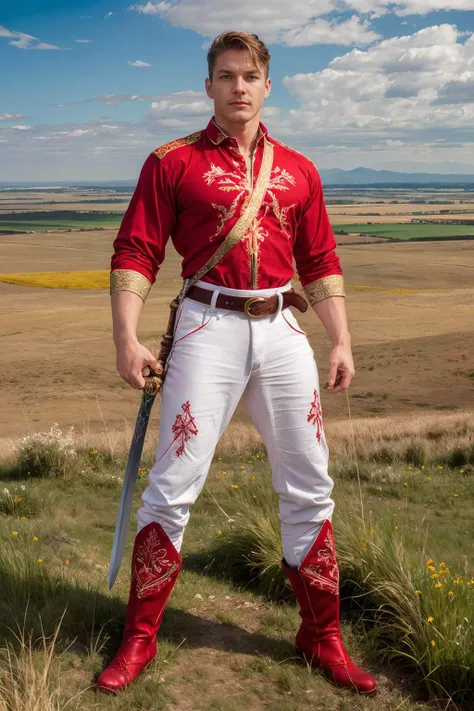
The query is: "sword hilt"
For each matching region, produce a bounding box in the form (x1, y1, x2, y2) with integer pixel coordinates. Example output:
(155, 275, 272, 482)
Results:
(143, 362, 164, 396)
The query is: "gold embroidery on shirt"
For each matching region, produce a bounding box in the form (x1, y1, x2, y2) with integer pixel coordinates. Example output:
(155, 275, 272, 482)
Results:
(304, 275, 346, 305)
(153, 131, 202, 160)
(205, 161, 297, 287)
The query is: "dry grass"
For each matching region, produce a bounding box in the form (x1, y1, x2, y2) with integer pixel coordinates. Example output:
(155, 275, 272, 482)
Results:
(0, 615, 92, 711)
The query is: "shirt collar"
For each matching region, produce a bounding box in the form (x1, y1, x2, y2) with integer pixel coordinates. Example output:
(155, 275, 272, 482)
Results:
(205, 117, 268, 146)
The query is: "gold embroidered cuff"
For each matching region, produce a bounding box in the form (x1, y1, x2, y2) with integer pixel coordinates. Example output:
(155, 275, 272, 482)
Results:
(110, 269, 152, 302)
(303, 275, 346, 306)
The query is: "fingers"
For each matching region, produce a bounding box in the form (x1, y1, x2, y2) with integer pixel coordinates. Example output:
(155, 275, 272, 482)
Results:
(327, 361, 338, 391)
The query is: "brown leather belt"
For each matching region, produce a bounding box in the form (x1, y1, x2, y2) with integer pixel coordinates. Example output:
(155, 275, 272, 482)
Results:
(186, 285, 308, 318)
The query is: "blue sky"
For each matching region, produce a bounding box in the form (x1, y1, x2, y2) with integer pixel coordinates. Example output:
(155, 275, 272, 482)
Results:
(1, 0, 474, 180)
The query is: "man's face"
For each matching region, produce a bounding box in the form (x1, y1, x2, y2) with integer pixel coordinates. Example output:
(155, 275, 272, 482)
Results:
(205, 49, 271, 125)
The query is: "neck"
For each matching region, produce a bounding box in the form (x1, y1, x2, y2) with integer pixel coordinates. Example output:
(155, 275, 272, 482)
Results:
(214, 112, 261, 155)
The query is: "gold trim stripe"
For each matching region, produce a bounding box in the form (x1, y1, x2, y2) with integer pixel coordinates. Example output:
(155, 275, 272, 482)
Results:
(304, 275, 346, 305)
(110, 269, 152, 302)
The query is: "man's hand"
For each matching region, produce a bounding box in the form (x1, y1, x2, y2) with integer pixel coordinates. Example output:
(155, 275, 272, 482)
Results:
(116, 339, 160, 390)
(327, 343, 355, 393)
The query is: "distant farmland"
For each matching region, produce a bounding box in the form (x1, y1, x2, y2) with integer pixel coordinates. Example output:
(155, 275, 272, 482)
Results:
(0, 210, 123, 232)
(334, 222, 474, 240)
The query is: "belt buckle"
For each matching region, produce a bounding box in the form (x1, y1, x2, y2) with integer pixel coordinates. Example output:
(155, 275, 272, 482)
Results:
(244, 296, 267, 318)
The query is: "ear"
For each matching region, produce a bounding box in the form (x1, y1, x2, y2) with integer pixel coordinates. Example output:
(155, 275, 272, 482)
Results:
(264, 77, 272, 99)
(205, 77, 213, 99)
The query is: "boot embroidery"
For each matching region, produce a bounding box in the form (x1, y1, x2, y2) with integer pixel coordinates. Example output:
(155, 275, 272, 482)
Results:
(307, 389, 323, 444)
(301, 527, 339, 595)
(134, 528, 180, 599)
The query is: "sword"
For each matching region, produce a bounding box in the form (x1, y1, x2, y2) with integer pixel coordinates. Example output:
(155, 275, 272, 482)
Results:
(108, 389, 158, 589)
(107, 295, 180, 589)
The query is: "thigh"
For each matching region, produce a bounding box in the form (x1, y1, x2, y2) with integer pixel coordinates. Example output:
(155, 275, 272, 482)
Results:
(244, 309, 329, 483)
(156, 299, 251, 466)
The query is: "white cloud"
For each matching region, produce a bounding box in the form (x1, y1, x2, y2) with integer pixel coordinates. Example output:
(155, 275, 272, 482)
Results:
(53, 94, 159, 107)
(105, 12, 114, 18)
(0, 113, 23, 120)
(76, 39, 92, 43)
(128, 59, 153, 67)
(0, 24, 62, 50)
(129, 0, 474, 45)
(282, 25, 474, 136)
(11, 125, 31, 130)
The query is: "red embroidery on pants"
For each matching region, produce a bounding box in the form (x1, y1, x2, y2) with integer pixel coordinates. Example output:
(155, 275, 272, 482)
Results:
(172, 401, 198, 457)
(157, 401, 199, 463)
(307, 389, 323, 443)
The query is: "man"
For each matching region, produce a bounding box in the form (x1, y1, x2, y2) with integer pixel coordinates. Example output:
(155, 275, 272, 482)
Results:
(96, 31, 376, 696)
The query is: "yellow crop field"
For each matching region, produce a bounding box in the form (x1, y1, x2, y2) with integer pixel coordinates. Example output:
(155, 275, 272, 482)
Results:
(0, 270, 109, 289)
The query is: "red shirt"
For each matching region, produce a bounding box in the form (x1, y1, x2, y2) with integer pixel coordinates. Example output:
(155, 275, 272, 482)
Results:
(111, 118, 342, 294)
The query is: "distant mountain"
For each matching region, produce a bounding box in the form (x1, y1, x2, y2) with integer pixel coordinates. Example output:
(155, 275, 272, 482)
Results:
(319, 167, 474, 186)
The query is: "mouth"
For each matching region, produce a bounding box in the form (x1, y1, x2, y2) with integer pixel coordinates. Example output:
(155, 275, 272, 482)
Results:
(230, 102, 250, 107)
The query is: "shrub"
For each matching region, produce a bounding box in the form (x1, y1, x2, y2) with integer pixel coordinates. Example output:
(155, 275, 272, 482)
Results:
(15, 425, 77, 479)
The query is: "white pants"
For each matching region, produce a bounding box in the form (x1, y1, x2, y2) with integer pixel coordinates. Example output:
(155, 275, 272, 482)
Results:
(137, 280, 335, 567)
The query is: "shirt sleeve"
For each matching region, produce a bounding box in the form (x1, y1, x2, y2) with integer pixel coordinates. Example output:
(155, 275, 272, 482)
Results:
(110, 152, 176, 302)
(293, 162, 345, 306)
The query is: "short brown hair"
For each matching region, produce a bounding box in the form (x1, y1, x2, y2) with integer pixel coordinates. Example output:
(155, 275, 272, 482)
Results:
(207, 31, 271, 81)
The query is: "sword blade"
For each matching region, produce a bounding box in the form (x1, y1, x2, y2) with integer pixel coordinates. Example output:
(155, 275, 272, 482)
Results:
(108, 392, 156, 590)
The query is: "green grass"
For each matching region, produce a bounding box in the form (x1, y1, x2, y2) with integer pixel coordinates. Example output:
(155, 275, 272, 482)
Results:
(0, 418, 472, 709)
(0, 211, 123, 232)
(334, 223, 474, 240)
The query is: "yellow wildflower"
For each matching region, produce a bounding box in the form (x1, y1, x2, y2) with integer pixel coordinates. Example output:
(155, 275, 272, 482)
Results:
(453, 493, 460, 497)
(251, 476, 256, 480)
(247, 460, 253, 464)
(426, 558, 433, 565)
(231, 484, 239, 489)
(369, 529, 375, 535)
(427, 565, 435, 571)
(222, 471, 227, 476)
(394, 525, 399, 530)
(11, 531, 18, 537)
(361, 543, 367, 549)
(218, 530, 222, 536)
(427, 616, 434, 623)
(426, 477, 432, 481)
(439, 562, 445, 567)
(407, 466, 412, 471)
(252, 495, 257, 500)
(460, 469, 464, 473)
(421, 465, 425, 470)
(448, 591, 454, 596)
(438, 466, 443, 470)
(20, 516, 26, 520)
(435, 582, 443, 589)
(90, 449, 98, 455)
(218, 457, 222, 461)
(13, 497, 23, 503)
(431, 640, 436, 647)
(403, 482, 408, 487)
(240, 466, 245, 471)
(431, 573, 439, 579)
(37, 559, 43, 564)
(415, 590, 422, 595)
(32, 536, 39, 542)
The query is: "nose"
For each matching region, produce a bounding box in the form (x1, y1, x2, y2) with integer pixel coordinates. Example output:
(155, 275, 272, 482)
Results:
(233, 77, 246, 95)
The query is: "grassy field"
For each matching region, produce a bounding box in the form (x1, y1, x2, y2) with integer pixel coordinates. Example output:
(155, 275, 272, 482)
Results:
(0, 412, 472, 710)
(335, 223, 474, 240)
(0, 211, 122, 232)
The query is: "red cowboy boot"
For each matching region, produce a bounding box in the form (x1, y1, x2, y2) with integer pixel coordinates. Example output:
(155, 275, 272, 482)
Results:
(282, 520, 376, 695)
(96, 522, 182, 694)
